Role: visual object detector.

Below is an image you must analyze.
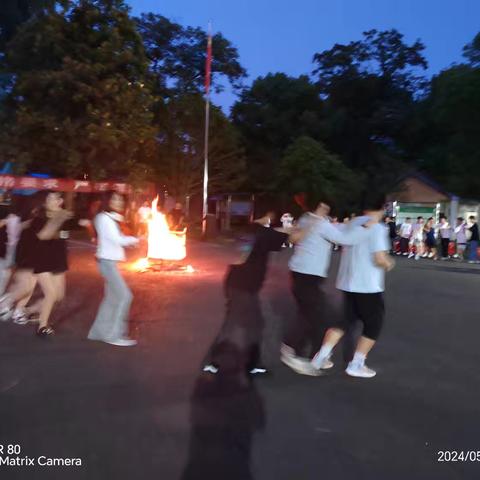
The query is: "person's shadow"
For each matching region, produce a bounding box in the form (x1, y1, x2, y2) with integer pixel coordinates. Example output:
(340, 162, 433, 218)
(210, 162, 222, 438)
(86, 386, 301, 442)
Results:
(181, 345, 266, 480)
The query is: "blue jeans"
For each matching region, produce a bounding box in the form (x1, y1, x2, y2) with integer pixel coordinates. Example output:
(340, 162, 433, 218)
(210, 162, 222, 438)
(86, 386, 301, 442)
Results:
(88, 259, 133, 341)
(469, 241, 479, 261)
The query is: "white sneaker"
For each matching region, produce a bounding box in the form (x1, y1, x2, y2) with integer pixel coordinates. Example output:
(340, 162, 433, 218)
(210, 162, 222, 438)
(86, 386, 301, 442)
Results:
(408, 252, 414, 259)
(0, 306, 12, 322)
(203, 364, 219, 374)
(281, 353, 322, 376)
(402, 252, 408, 256)
(105, 338, 137, 347)
(13, 312, 29, 325)
(320, 358, 334, 370)
(311, 353, 334, 370)
(249, 367, 267, 375)
(345, 362, 376, 378)
(428, 252, 434, 258)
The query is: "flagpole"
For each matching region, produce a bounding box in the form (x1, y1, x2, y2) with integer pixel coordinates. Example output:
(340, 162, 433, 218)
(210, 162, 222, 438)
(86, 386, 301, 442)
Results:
(202, 23, 212, 238)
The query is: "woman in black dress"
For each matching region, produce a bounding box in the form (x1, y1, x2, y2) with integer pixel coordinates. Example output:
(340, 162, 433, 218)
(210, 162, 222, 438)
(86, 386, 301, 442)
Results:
(30, 191, 74, 336)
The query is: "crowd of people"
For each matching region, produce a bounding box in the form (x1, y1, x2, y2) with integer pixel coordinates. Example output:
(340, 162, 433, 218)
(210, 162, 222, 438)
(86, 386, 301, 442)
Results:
(1, 189, 478, 382)
(203, 194, 394, 380)
(385, 215, 479, 262)
(0, 191, 138, 342)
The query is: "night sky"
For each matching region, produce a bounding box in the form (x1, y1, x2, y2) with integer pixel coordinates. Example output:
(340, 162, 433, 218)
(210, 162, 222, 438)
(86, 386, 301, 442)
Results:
(127, 0, 480, 111)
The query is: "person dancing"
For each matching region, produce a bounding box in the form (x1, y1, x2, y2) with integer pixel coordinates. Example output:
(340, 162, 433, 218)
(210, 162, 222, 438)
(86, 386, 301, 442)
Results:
(203, 210, 291, 378)
(309, 196, 394, 378)
(88, 191, 139, 346)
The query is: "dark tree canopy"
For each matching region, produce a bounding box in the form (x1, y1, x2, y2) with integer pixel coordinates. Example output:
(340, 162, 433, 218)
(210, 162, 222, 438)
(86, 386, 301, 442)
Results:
(136, 13, 246, 97)
(1, 0, 156, 181)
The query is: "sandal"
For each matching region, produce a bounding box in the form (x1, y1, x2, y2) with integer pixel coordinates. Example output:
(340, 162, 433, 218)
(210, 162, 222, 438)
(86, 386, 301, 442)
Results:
(37, 326, 55, 337)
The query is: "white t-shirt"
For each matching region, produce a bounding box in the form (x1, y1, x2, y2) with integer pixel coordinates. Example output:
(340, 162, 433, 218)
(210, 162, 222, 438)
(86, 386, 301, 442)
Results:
(437, 222, 451, 239)
(455, 223, 467, 244)
(289, 213, 370, 278)
(412, 223, 424, 241)
(95, 212, 138, 261)
(336, 216, 390, 293)
(281, 213, 294, 229)
(399, 223, 412, 238)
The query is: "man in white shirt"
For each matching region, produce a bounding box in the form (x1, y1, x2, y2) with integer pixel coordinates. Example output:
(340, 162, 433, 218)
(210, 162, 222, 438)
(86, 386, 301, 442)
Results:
(307, 196, 394, 378)
(454, 217, 467, 260)
(281, 197, 373, 374)
(409, 216, 425, 260)
(398, 218, 412, 256)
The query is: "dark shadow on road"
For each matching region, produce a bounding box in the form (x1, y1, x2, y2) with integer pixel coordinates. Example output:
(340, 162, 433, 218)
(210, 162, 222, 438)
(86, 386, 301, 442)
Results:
(181, 370, 265, 480)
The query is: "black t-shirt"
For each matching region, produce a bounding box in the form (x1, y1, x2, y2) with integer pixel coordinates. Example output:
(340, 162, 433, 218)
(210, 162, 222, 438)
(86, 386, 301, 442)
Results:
(225, 225, 288, 294)
(387, 221, 396, 238)
(470, 223, 479, 242)
(30, 216, 76, 273)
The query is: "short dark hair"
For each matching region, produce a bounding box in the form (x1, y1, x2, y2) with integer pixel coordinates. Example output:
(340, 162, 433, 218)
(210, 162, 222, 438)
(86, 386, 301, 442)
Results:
(406, 217, 411, 221)
(361, 194, 385, 212)
(457, 217, 464, 222)
(417, 216, 423, 221)
(469, 215, 476, 221)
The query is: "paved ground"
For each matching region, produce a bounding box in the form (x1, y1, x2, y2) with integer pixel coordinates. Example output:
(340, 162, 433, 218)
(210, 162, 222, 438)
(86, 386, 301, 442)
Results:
(1, 239, 480, 479)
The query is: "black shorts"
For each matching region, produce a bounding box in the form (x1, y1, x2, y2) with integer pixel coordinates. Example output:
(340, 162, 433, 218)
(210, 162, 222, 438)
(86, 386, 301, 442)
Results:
(341, 291, 385, 341)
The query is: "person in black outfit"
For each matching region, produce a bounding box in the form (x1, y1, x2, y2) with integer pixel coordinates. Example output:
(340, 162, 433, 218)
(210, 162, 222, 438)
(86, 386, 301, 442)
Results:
(168, 202, 185, 231)
(384, 216, 397, 254)
(203, 212, 291, 378)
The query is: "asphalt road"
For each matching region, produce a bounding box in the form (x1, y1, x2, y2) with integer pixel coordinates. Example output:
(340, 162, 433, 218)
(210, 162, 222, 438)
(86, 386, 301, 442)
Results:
(1, 239, 479, 480)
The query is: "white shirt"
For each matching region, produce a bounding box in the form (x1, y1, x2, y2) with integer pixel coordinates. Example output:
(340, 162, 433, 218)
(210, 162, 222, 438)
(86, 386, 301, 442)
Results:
(6, 214, 21, 247)
(281, 213, 294, 229)
(437, 222, 451, 239)
(412, 223, 424, 241)
(336, 216, 390, 293)
(399, 223, 412, 238)
(95, 212, 138, 261)
(289, 213, 370, 278)
(455, 223, 467, 244)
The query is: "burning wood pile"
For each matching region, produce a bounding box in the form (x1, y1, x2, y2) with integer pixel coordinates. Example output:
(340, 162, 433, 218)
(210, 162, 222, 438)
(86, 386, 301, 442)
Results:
(132, 197, 194, 274)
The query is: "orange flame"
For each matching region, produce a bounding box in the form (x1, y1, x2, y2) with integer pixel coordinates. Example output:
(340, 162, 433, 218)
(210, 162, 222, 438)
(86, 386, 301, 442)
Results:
(147, 196, 186, 261)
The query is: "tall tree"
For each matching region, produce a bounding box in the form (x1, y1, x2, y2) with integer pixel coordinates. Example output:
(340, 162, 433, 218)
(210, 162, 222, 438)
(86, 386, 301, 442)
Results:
(1, 0, 156, 181)
(277, 136, 360, 213)
(0, 0, 57, 51)
(232, 73, 324, 190)
(312, 29, 427, 196)
(136, 13, 246, 97)
(156, 94, 245, 198)
(135, 13, 247, 196)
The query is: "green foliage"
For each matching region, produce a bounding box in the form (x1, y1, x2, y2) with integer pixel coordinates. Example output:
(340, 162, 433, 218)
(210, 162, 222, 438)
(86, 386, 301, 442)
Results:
(156, 94, 245, 198)
(277, 136, 360, 211)
(232, 73, 324, 190)
(136, 13, 246, 96)
(416, 64, 480, 197)
(1, 0, 156, 180)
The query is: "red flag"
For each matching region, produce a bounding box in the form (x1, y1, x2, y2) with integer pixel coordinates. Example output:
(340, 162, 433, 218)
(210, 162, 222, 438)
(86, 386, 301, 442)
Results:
(205, 30, 212, 95)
